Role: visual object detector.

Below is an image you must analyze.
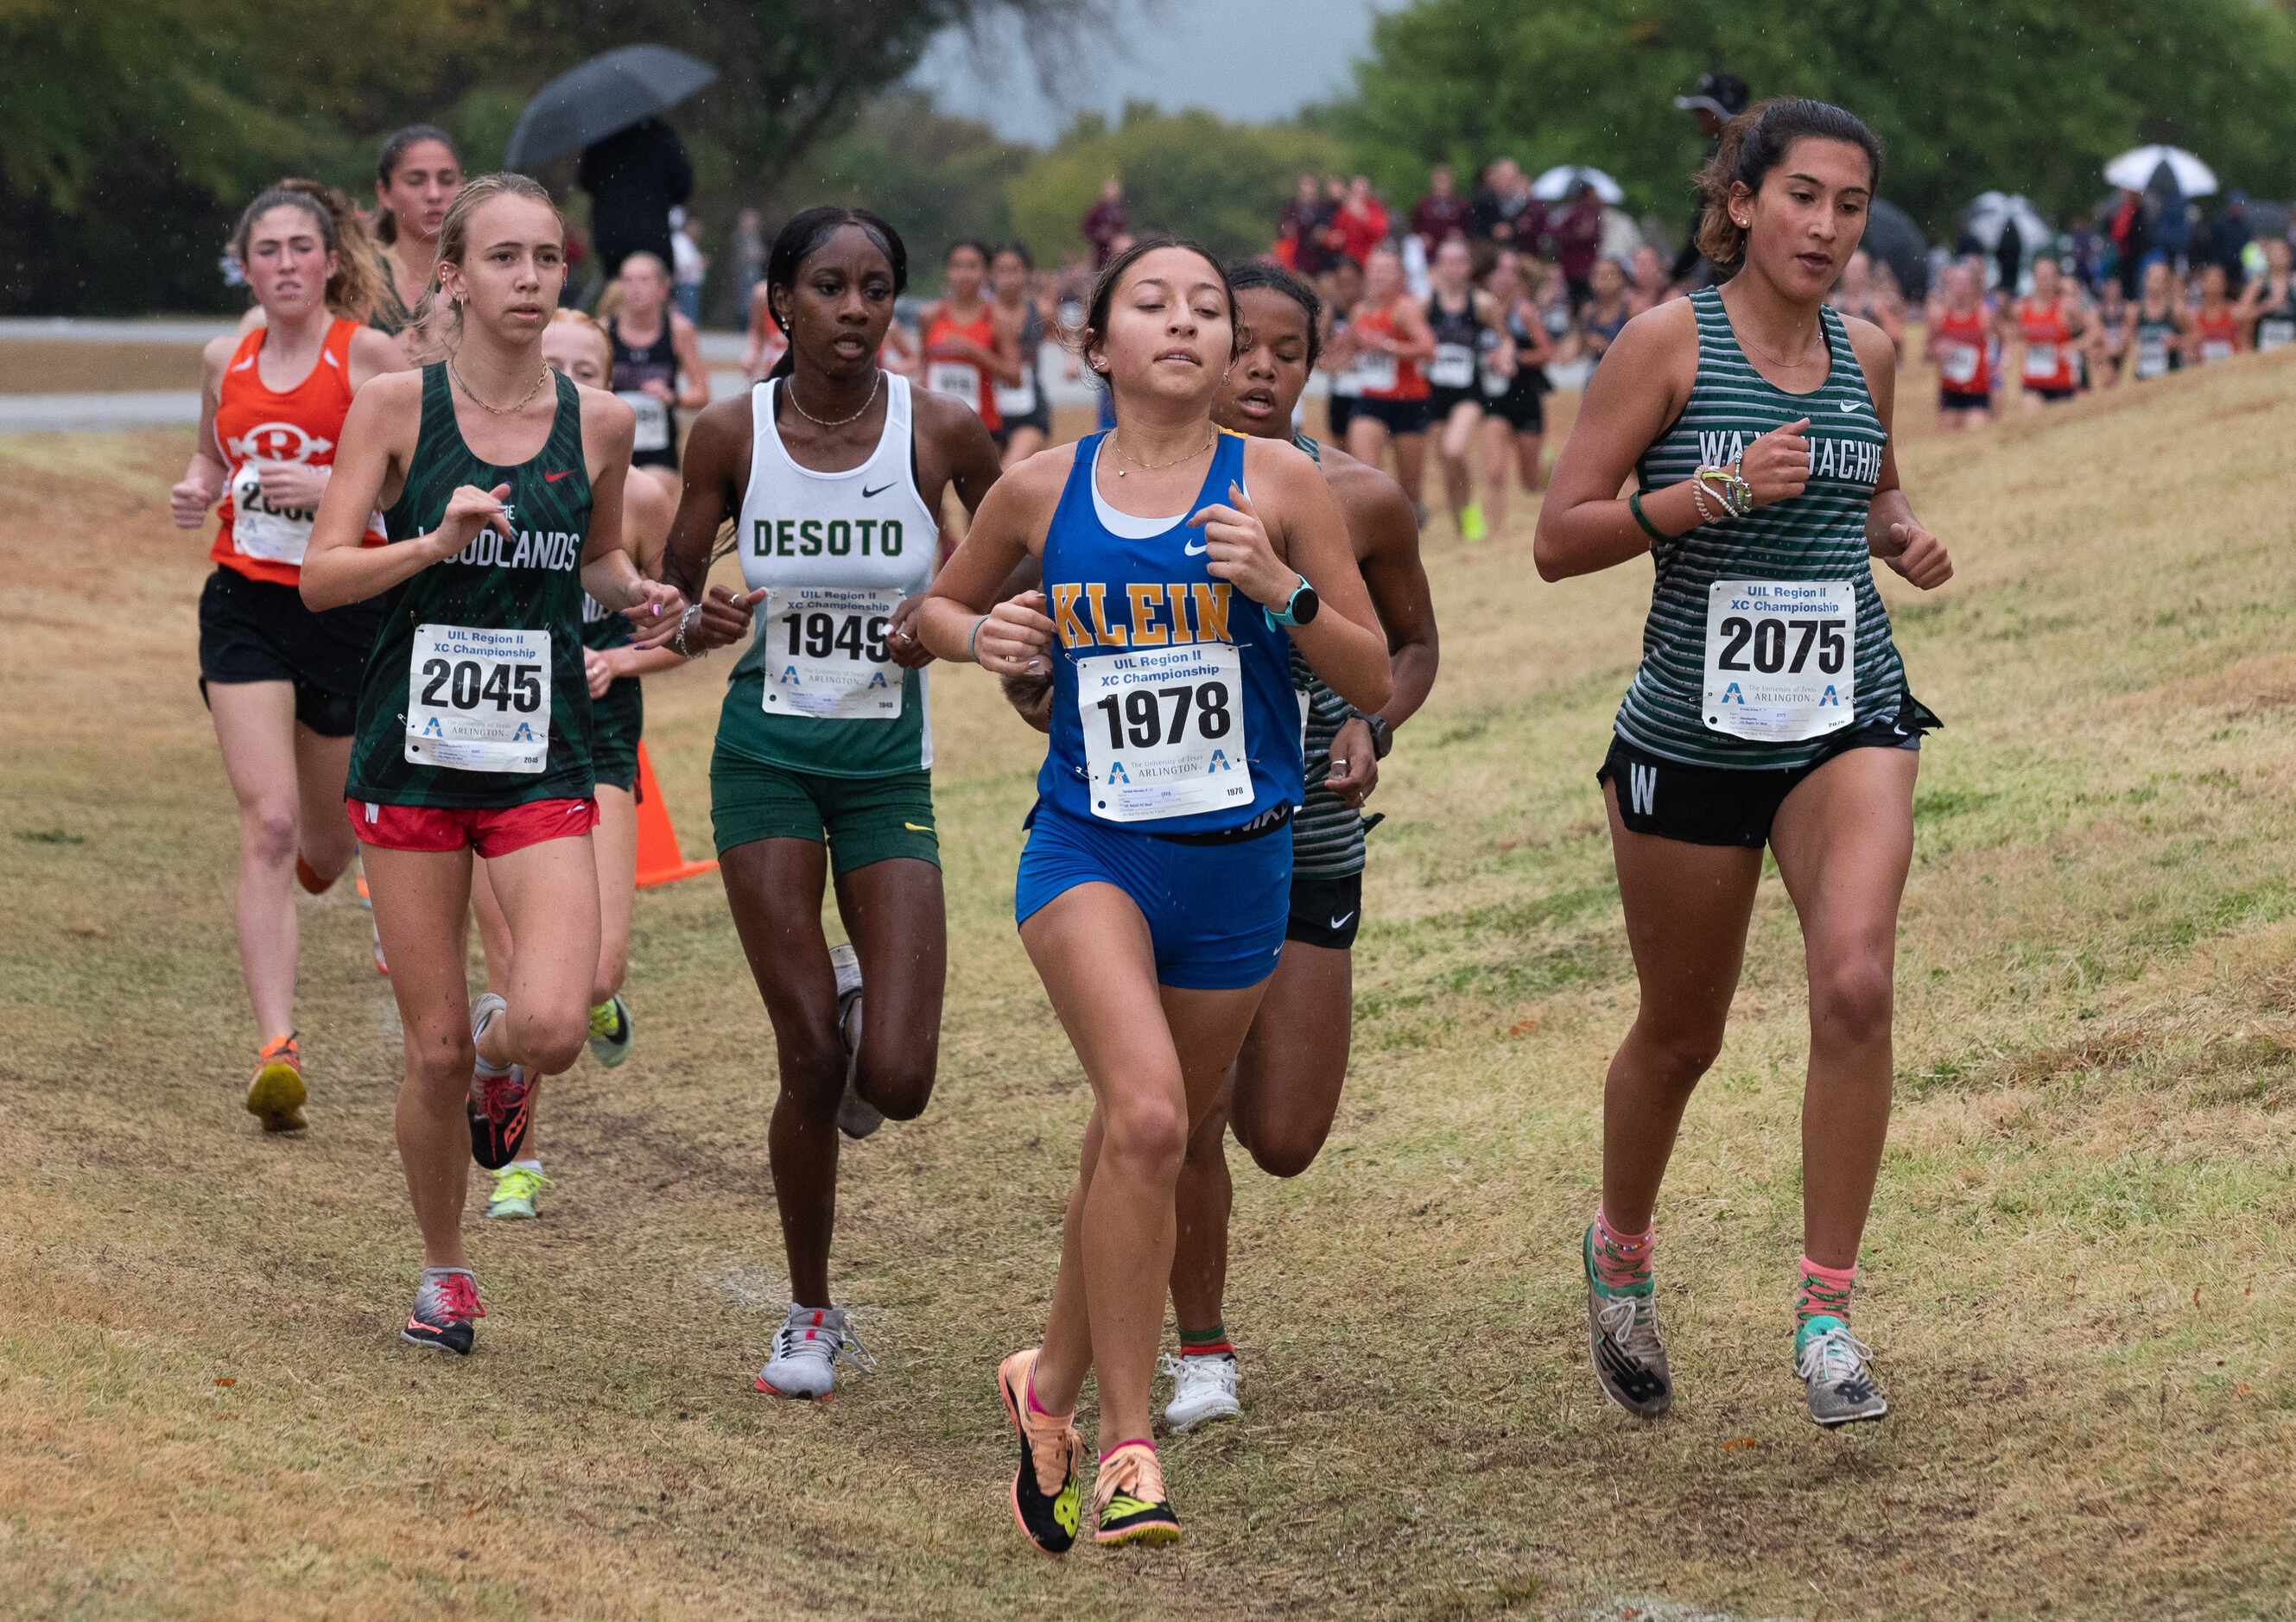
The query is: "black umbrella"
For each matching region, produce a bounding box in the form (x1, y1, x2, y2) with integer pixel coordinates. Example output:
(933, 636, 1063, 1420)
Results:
(1863, 198, 1929, 301)
(503, 46, 717, 170)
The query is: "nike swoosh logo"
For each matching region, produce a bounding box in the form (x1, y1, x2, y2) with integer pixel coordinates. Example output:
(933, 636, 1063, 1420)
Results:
(1840, 402, 1864, 413)
(862, 481, 896, 498)
(1329, 911, 1355, 929)
(1183, 540, 1209, 556)
(903, 822, 934, 833)
(543, 469, 574, 482)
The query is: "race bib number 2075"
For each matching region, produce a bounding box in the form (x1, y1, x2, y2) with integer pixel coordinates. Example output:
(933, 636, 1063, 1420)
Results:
(1702, 580, 1856, 744)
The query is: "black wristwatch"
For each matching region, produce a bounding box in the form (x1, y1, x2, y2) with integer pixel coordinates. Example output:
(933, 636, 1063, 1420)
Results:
(1362, 713, 1393, 760)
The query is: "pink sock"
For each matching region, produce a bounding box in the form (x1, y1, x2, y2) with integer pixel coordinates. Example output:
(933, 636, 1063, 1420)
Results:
(1592, 1207, 1654, 1294)
(1794, 1255, 1857, 1327)
(1025, 1368, 1063, 1419)
(1098, 1438, 1153, 1462)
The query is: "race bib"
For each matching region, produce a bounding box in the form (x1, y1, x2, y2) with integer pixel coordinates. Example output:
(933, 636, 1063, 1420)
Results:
(2022, 342, 2058, 379)
(926, 361, 981, 408)
(758, 585, 904, 722)
(2202, 339, 2234, 363)
(1702, 580, 1857, 744)
(2137, 336, 2170, 377)
(993, 371, 1038, 418)
(1076, 642, 1253, 823)
(1939, 344, 1980, 386)
(1429, 342, 1475, 390)
(228, 462, 317, 565)
(618, 390, 671, 453)
(1351, 350, 1398, 394)
(1481, 357, 1513, 397)
(405, 623, 551, 772)
(2260, 319, 2296, 353)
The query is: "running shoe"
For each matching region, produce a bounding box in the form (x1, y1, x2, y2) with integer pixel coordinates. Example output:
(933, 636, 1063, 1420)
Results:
(485, 1163, 549, 1220)
(587, 993, 632, 1069)
(996, 1348, 1081, 1555)
(294, 855, 336, 896)
(1797, 1321, 1888, 1428)
(754, 1302, 873, 1401)
(1584, 1225, 1672, 1419)
(1093, 1441, 1181, 1548)
(465, 992, 536, 1170)
(1460, 502, 1488, 542)
(1158, 1352, 1241, 1432)
(400, 1270, 485, 1355)
(371, 917, 389, 977)
(244, 1033, 307, 1133)
(830, 943, 882, 1141)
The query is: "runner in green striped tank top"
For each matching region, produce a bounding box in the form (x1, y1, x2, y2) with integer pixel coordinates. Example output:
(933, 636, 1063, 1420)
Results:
(1535, 100, 1956, 1430)
(301, 175, 686, 1357)
(1157, 264, 1439, 1434)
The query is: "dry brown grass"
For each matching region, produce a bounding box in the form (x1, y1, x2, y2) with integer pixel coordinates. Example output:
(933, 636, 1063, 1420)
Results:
(3, 350, 2295, 1620)
(0, 341, 205, 396)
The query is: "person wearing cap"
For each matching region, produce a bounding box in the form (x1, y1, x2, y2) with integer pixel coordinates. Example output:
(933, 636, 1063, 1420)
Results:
(1666, 70, 1750, 289)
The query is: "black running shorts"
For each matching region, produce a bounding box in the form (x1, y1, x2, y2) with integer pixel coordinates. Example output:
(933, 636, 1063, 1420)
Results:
(197, 567, 384, 738)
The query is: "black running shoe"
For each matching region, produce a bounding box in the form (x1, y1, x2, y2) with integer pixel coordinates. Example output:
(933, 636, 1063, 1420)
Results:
(400, 1270, 484, 1355)
(466, 992, 536, 1170)
(998, 1349, 1081, 1554)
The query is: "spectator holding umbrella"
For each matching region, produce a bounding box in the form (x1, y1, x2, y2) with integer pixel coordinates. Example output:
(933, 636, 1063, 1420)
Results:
(1081, 175, 1127, 267)
(1468, 159, 1544, 250)
(2106, 187, 2153, 299)
(1550, 181, 1607, 307)
(578, 116, 694, 286)
(1411, 163, 1470, 251)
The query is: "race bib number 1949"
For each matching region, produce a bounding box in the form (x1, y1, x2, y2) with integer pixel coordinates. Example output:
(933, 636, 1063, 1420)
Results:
(405, 623, 551, 772)
(1702, 580, 1856, 744)
(1077, 643, 1253, 823)
(761, 585, 904, 721)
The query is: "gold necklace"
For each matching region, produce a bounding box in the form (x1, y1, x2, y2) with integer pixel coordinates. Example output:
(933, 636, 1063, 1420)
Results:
(448, 358, 551, 415)
(1736, 322, 1824, 370)
(786, 369, 883, 429)
(1107, 430, 1213, 477)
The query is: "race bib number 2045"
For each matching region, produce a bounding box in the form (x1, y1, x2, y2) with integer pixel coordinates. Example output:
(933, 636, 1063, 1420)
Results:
(1702, 580, 1856, 744)
(405, 623, 551, 772)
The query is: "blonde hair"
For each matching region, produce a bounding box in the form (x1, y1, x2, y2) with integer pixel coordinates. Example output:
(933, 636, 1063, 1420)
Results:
(402, 172, 563, 364)
(547, 307, 613, 372)
(230, 179, 385, 323)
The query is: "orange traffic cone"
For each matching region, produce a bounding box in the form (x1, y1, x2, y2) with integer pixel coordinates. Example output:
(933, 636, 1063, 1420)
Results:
(632, 741, 719, 889)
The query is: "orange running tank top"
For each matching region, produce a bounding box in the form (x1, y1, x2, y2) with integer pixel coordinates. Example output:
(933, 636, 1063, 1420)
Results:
(2014, 297, 2076, 392)
(212, 317, 383, 584)
(1348, 299, 1430, 400)
(921, 301, 1003, 432)
(2193, 307, 2239, 364)
(1932, 307, 1992, 398)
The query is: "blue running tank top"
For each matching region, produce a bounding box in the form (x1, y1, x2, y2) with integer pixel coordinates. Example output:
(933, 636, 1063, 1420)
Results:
(1036, 429, 1303, 833)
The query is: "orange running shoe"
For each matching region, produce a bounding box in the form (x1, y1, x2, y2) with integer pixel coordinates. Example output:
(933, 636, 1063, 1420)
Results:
(245, 1033, 307, 1133)
(997, 1349, 1081, 1555)
(1093, 1440, 1180, 1548)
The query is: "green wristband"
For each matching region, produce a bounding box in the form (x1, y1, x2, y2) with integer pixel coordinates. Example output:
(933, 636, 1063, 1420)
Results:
(1627, 489, 1668, 546)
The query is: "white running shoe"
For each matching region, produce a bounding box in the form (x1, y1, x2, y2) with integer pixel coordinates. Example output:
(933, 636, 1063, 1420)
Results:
(754, 1302, 873, 1401)
(829, 944, 882, 1141)
(1159, 1352, 1241, 1432)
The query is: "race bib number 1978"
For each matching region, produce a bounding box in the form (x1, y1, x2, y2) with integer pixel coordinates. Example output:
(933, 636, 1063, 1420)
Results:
(1077, 643, 1253, 823)
(405, 623, 551, 772)
(1702, 580, 1856, 744)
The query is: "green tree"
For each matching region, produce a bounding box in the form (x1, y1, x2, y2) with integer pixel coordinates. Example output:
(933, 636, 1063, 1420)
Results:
(1005, 103, 1346, 269)
(1333, 0, 2296, 243)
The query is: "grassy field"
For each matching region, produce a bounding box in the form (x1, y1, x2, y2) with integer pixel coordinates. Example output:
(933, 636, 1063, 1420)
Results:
(3, 352, 2295, 1621)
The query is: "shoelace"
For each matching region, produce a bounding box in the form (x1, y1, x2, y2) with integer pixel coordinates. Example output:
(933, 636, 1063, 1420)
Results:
(257, 1033, 300, 1063)
(472, 1067, 530, 1125)
(772, 1315, 877, 1373)
(1595, 1291, 1664, 1359)
(1795, 1325, 1875, 1386)
(587, 1001, 622, 1040)
(1094, 1445, 1166, 1515)
(1158, 1353, 1234, 1397)
(430, 1273, 482, 1325)
(492, 1168, 549, 1203)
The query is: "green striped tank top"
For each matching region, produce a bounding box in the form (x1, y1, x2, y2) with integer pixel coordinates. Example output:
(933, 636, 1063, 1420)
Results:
(1288, 430, 1368, 879)
(346, 364, 597, 808)
(1618, 286, 1909, 770)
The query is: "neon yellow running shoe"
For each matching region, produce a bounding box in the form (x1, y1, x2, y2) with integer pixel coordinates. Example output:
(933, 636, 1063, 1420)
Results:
(587, 993, 632, 1068)
(485, 1164, 549, 1220)
(245, 1033, 307, 1133)
(1460, 502, 1488, 542)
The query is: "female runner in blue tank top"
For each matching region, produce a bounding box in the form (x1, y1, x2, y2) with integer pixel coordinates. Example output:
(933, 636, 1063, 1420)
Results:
(916, 238, 1390, 1552)
(1536, 101, 1955, 1429)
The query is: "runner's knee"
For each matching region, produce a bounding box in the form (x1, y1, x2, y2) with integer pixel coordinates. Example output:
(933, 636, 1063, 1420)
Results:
(512, 1002, 590, 1077)
(1627, 1017, 1726, 1092)
(1100, 1087, 1187, 1183)
(773, 1028, 847, 1110)
(404, 1025, 477, 1097)
(1240, 1116, 1329, 1180)
(856, 1054, 935, 1122)
(1809, 953, 1893, 1049)
(240, 800, 299, 868)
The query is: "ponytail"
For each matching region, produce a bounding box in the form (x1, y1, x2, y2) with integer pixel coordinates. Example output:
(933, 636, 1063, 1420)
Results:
(229, 179, 385, 323)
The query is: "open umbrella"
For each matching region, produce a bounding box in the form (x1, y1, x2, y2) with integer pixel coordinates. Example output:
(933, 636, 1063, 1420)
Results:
(1963, 191, 2053, 256)
(2104, 144, 2217, 199)
(1531, 165, 1624, 206)
(1862, 198, 1929, 301)
(504, 46, 717, 170)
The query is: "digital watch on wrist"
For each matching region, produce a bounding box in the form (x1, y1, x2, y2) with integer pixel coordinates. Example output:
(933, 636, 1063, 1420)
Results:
(1264, 573, 1320, 628)
(1363, 713, 1393, 760)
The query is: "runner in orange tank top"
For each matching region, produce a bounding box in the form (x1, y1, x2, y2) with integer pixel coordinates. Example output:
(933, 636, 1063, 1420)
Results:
(2007, 257, 2085, 409)
(2190, 263, 2242, 364)
(1926, 262, 1992, 429)
(1342, 244, 1437, 510)
(918, 239, 1019, 433)
(168, 180, 404, 1133)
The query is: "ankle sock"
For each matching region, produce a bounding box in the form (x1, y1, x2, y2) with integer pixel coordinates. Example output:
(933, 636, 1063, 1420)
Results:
(1794, 1255, 1857, 1346)
(1177, 1321, 1234, 1359)
(1098, 1437, 1153, 1463)
(1590, 1207, 1655, 1296)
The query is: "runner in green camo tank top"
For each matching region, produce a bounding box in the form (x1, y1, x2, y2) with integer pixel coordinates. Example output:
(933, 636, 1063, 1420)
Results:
(1534, 99, 1955, 1430)
(301, 174, 689, 1359)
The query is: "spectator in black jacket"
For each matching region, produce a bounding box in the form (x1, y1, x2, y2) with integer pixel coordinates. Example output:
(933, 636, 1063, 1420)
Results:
(2204, 192, 2254, 294)
(1667, 70, 1749, 288)
(579, 117, 694, 284)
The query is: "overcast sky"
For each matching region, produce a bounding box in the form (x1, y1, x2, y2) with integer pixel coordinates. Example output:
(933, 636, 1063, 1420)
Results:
(908, 0, 1408, 146)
